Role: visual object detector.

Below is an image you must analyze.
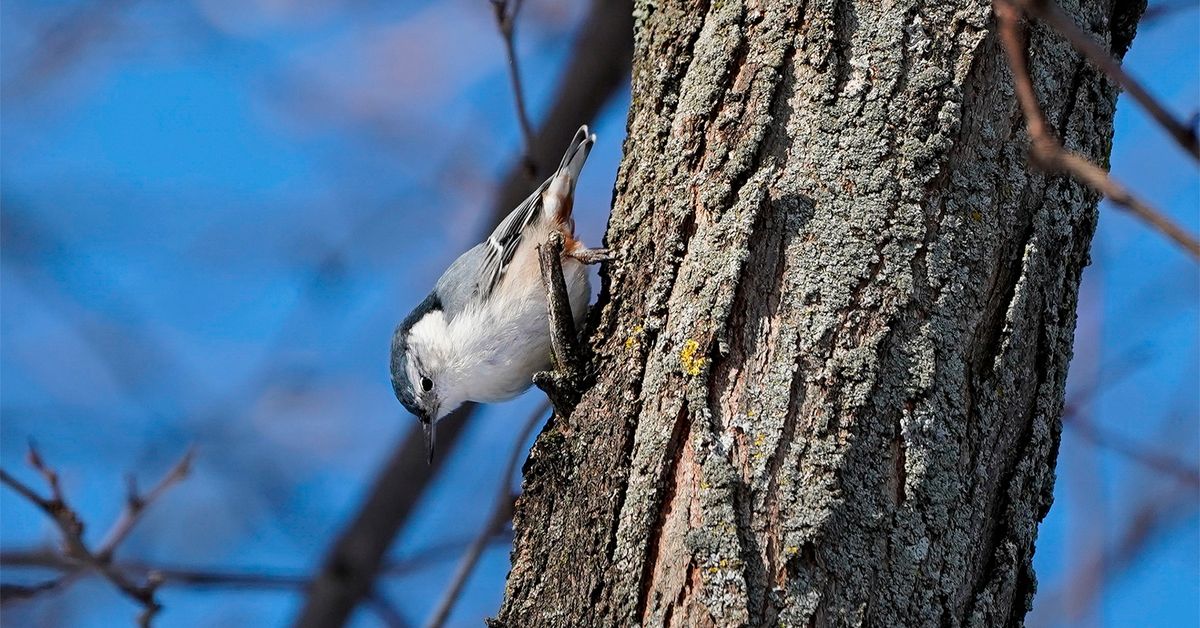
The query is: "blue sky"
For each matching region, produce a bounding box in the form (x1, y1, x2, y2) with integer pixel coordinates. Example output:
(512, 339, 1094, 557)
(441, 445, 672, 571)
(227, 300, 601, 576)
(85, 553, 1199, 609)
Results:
(1, 1, 1196, 626)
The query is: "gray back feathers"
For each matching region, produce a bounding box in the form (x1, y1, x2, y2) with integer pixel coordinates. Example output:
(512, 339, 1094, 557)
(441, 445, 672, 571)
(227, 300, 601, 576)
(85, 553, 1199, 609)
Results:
(397, 125, 595, 344)
(434, 242, 490, 320)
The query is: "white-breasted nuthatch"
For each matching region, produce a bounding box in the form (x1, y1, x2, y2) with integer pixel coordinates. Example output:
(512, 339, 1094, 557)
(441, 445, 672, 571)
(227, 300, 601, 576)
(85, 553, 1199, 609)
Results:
(390, 125, 604, 462)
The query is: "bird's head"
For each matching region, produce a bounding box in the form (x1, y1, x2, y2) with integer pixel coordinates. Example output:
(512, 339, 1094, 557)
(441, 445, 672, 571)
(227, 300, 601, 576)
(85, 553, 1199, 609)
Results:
(390, 292, 459, 463)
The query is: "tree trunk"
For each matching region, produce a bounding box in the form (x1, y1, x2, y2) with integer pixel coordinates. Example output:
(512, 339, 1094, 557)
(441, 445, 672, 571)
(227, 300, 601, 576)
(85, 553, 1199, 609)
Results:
(496, 0, 1141, 625)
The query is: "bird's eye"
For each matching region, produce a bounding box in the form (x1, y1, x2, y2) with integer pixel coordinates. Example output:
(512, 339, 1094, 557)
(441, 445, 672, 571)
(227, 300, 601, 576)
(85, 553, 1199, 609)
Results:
(420, 376, 434, 393)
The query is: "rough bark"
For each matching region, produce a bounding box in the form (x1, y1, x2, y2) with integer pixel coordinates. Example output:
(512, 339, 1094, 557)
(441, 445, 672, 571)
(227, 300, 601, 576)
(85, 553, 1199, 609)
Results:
(496, 0, 1141, 626)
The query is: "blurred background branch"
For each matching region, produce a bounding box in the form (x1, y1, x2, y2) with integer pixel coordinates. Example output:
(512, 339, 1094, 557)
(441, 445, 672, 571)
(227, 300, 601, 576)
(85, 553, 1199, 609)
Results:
(490, 0, 537, 177)
(423, 401, 547, 628)
(1024, 0, 1198, 160)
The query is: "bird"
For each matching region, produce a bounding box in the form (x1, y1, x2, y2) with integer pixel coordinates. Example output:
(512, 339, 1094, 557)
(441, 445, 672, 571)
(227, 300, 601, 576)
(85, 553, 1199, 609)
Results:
(390, 125, 607, 462)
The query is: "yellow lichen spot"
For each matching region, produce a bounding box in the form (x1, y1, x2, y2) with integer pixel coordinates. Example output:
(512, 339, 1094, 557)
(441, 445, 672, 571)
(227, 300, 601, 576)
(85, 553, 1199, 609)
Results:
(625, 325, 644, 351)
(700, 479, 710, 490)
(970, 210, 983, 222)
(785, 545, 799, 557)
(747, 409, 756, 417)
(753, 433, 766, 447)
(707, 566, 720, 574)
(680, 339, 707, 375)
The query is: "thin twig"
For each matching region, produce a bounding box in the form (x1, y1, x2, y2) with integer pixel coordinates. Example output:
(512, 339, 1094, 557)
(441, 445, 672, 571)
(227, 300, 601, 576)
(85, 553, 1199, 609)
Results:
(0, 552, 420, 625)
(368, 591, 413, 628)
(1, 530, 515, 592)
(1, 0, 138, 101)
(424, 401, 549, 628)
(1, 578, 70, 602)
(993, 0, 1200, 258)
(1023, 0, 1199, 160)
(0, 469, 52, 511)
(1061, 486, 1197, 619)
(1058, 350, 1200, 486)
(142, 567, 307, 590)
(1063, 345, 1149, 405)
(97, 448, 195, 561)
(490, 0, 537, 178)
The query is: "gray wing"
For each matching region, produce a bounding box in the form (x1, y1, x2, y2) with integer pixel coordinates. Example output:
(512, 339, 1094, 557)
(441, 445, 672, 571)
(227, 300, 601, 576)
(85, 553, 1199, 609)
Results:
(434, 242, 490, 320)
(476, 179, 550, 299)
(433, 183, 548, 321)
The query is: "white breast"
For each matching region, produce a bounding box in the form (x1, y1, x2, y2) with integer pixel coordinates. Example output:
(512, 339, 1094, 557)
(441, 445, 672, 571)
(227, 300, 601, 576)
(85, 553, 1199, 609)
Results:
(447, 223, 590, 404)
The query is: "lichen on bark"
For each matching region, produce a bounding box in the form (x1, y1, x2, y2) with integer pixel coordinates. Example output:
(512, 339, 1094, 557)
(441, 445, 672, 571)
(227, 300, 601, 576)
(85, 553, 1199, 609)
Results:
(495, 0, 1141, 626)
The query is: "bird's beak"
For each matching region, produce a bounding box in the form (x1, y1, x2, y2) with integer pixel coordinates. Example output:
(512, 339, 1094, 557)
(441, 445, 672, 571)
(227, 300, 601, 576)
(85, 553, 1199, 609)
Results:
(422, 419, 436, 465)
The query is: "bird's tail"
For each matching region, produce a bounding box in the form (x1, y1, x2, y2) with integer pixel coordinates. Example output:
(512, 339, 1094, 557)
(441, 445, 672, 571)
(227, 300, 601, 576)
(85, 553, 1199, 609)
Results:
(555, 125, 596, 191)
(544, 125, 596, 228)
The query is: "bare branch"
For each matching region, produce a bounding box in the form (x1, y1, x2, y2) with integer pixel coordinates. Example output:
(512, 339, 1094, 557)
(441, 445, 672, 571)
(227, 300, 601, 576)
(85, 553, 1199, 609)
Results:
(490, 0, 537, 177)
(295, 412, 472, 628)
(0, 469, 52, 512)
(1054, 486, 1199, 620)
(491, 0, 635, 215)
(1, 0, 139, 101)
(994, 0, 1200, 258)
(1063, 409, 1200, 488)
(0, 444, 194, 625)
(1024, 0, 1199, 160)
(1, 548, 312, 594)
(425, 401, 548, 628)
(1, 578, 71, 602)
(1, 531, 515, 592)
(0, 551, 415, 628)
(368, 591, 413, 628)
(1056, 150, 1199, 257)
(6, 444, 89, 561)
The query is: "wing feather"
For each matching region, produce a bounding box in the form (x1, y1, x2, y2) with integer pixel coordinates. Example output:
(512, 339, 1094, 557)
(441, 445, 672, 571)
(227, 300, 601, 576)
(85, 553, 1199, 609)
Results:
(473, 126, 594, 301)
(477, 180, 549, 298)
